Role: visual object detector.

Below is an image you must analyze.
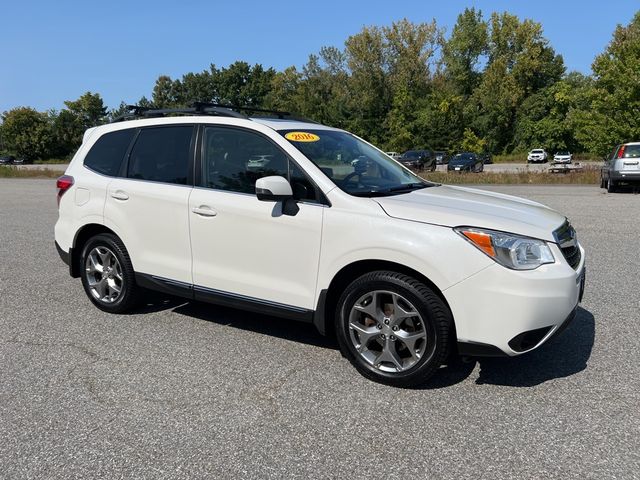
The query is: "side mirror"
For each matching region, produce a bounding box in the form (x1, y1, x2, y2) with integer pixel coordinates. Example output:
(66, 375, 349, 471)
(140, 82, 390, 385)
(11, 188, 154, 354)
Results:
(255, 176, 293, 201)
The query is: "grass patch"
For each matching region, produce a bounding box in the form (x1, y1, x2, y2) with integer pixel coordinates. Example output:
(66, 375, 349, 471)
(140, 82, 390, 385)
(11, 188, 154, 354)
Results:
(419, 168, 600, 185)
(34, 159, 70, 165)
(0, 166, 61, 178)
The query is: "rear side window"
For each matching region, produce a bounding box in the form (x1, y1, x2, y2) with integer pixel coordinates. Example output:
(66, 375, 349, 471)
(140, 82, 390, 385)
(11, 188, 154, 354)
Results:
(84, 129, 135, 176)
(127, 126, 193, 185)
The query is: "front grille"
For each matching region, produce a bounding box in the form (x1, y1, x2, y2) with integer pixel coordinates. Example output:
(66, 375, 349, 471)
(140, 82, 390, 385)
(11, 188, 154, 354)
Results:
(561, 245, 581, 270)
(553, 220, 581, 270)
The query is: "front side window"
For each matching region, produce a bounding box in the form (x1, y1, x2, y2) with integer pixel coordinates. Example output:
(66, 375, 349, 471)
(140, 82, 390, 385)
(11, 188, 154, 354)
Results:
(84, 128, 136, 176)
(202, 127, 319, 202)
(280, 129, 433, 197)
(127, 126, 193, 185)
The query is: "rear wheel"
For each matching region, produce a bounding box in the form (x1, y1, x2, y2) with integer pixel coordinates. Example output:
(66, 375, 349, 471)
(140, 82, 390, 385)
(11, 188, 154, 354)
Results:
(335, 271, 452, 387)
(607, 177, 617, 193)
(80, 233, 139, 313)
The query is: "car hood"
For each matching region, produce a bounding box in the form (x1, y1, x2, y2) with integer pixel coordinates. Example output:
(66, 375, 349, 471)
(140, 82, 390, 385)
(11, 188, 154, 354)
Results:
(373, 185, 565, 241)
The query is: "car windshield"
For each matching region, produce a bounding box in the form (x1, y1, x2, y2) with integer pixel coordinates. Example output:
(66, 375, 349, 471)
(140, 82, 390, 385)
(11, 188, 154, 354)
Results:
(453, 153, 474, 161)
(556, 151, 570, 155)
(401, 151, 420, 158)
(531, 150, 544, 154)
(280, 129, 435, 197)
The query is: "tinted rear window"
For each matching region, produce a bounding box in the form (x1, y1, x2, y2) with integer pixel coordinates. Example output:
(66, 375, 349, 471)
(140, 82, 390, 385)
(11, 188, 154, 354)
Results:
(127, 126, 193, 185)
(84, 129, 135, 176)
(623, 145, 640, 158)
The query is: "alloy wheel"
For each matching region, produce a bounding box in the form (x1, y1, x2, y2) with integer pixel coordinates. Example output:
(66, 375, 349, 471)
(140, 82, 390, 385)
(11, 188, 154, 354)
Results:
(348, 290, 427, 373)
(85, 246, 124, 303)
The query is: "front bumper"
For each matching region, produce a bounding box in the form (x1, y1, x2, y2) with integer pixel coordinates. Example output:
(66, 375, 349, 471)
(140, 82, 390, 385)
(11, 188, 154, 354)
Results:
(445, 243, 585, 356)
(401, 161, 422, 169)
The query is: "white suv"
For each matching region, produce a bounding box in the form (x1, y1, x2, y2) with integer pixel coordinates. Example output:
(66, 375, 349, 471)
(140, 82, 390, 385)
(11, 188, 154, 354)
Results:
(527, 149, 548, 163)
(54, 105, 585, 387)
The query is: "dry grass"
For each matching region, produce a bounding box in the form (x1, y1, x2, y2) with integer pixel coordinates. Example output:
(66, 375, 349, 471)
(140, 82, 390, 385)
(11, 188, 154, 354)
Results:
(0, 166, 61, 178)
(419, 168, 600, 185)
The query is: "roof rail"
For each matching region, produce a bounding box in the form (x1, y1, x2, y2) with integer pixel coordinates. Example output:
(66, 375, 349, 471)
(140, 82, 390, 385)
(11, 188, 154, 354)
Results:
(110, 102, 318, 124)
(192, 102, 293, 119)
(111, 104, 247, 123)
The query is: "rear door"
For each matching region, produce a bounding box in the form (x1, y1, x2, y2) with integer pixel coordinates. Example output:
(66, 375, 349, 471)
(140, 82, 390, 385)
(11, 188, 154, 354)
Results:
(103, 125, 195, 284)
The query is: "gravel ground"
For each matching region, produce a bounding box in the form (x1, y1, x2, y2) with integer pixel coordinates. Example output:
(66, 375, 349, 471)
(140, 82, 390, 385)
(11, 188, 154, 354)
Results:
(0, 180, 638, 479)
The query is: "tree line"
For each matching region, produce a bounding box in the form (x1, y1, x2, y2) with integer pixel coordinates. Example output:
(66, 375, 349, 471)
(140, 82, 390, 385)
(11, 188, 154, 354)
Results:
(2, 8, 639, 161)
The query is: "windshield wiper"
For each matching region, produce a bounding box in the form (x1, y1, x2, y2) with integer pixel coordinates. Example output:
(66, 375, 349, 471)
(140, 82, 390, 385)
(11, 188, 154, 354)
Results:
(349, 183, 432, 197)
(384, 182, 430, 193)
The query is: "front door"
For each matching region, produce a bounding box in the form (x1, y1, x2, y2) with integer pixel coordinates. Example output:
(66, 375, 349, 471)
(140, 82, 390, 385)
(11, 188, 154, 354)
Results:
(189, 125, 324, 310)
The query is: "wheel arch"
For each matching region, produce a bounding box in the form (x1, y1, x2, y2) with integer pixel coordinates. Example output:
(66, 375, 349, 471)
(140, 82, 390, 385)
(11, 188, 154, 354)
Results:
(70, 224, 121, 278)
(314, 259, 454, 339)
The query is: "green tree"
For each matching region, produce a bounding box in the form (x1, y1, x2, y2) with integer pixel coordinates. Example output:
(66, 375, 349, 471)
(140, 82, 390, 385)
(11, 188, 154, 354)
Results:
(152, 75, 181, 108)
(384, 19, 442, 151)
(442, 8, 488, 95)
(570, 12, 640, 155)
(0, 107, 54, 160)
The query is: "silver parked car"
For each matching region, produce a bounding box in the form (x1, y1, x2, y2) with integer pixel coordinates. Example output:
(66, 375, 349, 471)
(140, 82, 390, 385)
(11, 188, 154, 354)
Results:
(601, 142, 640, 192)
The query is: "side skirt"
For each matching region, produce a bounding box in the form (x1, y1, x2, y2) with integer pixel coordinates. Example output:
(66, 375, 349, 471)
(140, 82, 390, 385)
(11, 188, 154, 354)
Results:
(135, 273, 314, 323)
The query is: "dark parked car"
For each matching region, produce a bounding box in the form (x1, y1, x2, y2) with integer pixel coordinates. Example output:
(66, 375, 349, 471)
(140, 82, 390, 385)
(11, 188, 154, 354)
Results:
(447, 152, 484, 173)
(601, 142, 640, 192)
(433, 151, 449, 165)
(0, 155, 15, 165)
(398, 150, 436, 171)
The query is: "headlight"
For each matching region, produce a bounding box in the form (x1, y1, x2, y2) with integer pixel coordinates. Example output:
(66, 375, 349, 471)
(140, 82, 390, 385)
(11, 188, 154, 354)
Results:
(455, 227, 555, 270)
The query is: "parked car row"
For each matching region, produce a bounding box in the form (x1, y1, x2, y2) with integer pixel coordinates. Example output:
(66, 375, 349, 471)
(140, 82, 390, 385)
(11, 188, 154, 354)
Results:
(527, 149, 575, 164)
(388, 149, 492, 173)
(0, 155, 29, 165)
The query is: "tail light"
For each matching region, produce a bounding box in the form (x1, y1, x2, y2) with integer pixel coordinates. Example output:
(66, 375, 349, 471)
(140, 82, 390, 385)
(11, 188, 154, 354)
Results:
(617, 145, 626, 158)
(56, 175, 74, 207)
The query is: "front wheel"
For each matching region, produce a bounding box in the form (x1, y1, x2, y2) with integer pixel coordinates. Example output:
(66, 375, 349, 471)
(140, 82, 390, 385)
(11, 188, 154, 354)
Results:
(335, 271, 452, 387)
(80, 233, 139, 313)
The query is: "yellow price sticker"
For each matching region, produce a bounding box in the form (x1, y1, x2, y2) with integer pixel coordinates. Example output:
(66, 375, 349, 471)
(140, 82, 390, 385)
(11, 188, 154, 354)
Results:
(285, 132, 320, 142)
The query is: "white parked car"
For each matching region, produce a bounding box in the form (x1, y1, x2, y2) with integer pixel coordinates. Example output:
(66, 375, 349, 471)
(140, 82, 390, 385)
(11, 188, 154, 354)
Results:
(54, 105, 585, 387)
(385, 151, 401, 160)
(527, 149, 548, 163)
(553, 151, 572, 164)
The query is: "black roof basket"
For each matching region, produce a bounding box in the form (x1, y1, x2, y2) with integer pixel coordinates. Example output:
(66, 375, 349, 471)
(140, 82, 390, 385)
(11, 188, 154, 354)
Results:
(111, 102, 318, 124)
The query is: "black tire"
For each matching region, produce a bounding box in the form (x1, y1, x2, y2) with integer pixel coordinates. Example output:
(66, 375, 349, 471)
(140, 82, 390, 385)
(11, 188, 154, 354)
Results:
(80, 233, 139, 313)
(607, 177, 617, 193)
(600, 175, 606, 189)
(335, 271, 452, 388)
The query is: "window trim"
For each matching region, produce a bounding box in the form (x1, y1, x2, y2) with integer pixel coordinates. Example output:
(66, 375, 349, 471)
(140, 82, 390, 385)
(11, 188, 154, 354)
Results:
(196, 124, 330, 206)
(119, 124, 197, 186)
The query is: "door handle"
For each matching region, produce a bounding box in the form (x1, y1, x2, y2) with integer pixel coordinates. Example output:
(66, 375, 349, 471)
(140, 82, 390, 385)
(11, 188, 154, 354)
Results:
(192, 206, 217, 217)
(110, 190, 129, 201)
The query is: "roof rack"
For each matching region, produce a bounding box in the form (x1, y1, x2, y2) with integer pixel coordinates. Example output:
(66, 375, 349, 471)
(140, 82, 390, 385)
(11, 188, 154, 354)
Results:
(110, 102, 318, 124)
(111, 104, 246, 123)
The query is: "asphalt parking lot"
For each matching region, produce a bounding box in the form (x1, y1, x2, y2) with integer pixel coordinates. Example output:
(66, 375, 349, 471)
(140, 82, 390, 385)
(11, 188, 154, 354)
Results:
(1, 180, 638, 479)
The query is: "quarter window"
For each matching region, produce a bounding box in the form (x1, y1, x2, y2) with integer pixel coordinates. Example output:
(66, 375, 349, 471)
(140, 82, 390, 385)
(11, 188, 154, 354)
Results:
(84, 128, 135, 176)
(127, 126, 193, 185)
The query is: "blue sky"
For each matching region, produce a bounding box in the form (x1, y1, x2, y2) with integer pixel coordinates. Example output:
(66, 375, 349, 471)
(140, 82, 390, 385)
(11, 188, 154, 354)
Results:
(1, 0, 638, 113)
